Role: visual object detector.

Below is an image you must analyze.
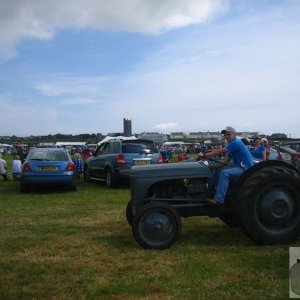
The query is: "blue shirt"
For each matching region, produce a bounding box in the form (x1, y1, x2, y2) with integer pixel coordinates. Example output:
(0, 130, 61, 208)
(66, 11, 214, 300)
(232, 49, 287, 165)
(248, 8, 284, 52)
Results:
(251, 145, 266, 160)
(226, 137, 254, 170)
(160, 150, 169, 157)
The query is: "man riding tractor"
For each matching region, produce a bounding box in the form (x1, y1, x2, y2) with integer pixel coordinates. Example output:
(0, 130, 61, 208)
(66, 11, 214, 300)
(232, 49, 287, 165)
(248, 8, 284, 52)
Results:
(127, 126, 300, 249)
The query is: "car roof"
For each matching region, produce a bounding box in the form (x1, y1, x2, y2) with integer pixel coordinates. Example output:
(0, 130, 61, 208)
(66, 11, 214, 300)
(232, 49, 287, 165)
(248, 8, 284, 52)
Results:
(121, 139, 154, 143)
(280, 146, 299, 153)
(101, 139, 154, 144)
(30, 147, 67, 152)
(285, 142, 300, 145)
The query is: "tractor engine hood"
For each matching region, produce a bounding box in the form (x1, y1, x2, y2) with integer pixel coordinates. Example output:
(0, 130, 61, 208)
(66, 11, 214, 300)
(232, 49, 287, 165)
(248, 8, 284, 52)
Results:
(130, 161, 210, 179)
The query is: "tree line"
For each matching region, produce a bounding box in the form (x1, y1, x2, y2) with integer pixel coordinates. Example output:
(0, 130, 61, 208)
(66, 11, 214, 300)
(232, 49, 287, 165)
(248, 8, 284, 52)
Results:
(0, 133, 103, 145)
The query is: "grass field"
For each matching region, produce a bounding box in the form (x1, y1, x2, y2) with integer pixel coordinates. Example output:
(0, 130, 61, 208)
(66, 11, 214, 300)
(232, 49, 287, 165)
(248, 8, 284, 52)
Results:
(0, 155, 297, 299)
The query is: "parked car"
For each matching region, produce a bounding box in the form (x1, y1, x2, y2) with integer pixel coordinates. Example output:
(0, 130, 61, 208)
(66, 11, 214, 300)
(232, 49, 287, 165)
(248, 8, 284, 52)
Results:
(284, 141, 300, 153)
(279, 146, 300, 160)
(268, 147, 291, 161)
(36, 143, 57, 148)
(84, 139, 163, 187)
(279, 146, 300, 170)
(267, 146, 300, 170)
(20, 148, 76, 192)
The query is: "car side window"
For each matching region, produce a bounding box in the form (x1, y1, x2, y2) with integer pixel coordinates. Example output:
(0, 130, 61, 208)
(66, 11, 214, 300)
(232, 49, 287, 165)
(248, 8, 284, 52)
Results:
(102, 143, 111, 154)
(113, 142, 120, 153)
(95, 144, 105, 156)
(122, 144, 143, 153)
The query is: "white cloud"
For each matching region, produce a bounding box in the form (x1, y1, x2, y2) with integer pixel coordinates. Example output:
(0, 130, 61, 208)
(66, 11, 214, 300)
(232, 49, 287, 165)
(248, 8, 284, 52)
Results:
(35, 83, 61, 97)
(34, 75, 112, 98)
(61, 98, 99, 105)
(155, 122, 179, 131)
(0, 0, 228, 61)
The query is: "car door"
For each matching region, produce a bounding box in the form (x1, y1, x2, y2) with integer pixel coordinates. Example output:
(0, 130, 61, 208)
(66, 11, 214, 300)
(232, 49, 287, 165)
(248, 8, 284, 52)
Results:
(96, 142, 113, 179)
(88, 143, 107, 179)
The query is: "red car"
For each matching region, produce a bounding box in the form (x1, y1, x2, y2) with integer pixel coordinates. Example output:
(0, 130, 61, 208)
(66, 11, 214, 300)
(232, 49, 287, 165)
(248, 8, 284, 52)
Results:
(284, 142, 300, 153)
(267, 146, 300, 171)
(279, 146, 300, 160)
(268, 147, 291, 161)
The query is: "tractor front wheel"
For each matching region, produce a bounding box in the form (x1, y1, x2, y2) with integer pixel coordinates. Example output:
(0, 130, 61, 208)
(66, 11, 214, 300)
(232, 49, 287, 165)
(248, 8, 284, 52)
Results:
(126, 200, 133, 226)
(132, 202, 181, 249)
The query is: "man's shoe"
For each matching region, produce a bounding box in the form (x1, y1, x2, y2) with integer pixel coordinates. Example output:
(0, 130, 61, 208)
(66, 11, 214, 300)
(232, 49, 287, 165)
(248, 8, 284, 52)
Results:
(206, 199, 221, 206)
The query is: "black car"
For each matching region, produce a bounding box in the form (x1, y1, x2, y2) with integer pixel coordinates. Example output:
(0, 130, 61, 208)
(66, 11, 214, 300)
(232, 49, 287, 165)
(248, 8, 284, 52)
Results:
(84, 139, 163, 187)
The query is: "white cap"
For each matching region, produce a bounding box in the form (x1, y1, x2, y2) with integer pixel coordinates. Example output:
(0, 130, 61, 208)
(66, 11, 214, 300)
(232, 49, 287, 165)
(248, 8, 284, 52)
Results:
(221, 126, 236, 134)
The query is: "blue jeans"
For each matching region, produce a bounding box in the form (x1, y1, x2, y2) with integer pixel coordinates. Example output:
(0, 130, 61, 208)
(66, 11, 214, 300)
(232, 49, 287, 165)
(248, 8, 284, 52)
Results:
(214, 167, 243, 203)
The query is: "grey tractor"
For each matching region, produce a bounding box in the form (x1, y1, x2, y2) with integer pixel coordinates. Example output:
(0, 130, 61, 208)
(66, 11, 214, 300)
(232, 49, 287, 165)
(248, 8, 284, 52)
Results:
(126, 159, 300, 249)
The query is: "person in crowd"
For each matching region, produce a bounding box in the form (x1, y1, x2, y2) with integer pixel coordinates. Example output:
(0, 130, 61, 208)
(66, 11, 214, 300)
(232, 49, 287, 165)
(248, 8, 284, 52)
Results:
(18, 147, 28, 163)
(12, 154, 22, 180)
(178, 153, 185, 161)
(160, 147, 171, 163)
(241, 137, 251, 149)
(0, 153, 8, 181)
(198, 126, 254, 206)
(261, 137, 270, 160)
(73, 152, 84, 179)
(250, 136, 267, 161)
(82, 146, 92, 161)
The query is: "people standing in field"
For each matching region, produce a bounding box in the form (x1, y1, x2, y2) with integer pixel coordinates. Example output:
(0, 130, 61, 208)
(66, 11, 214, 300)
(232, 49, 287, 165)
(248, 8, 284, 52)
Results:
(73, 153, 84, 179)
(12, 155, 22, 180)
(82, 146, 92, 161)
(0, 154, 8, 181)
(251, 136, 267, 161)
(260, 137, 270, 160)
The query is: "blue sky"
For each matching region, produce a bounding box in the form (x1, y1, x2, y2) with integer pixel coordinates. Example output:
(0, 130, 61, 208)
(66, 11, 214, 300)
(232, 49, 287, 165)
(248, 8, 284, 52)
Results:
(0, 0, 300, 137)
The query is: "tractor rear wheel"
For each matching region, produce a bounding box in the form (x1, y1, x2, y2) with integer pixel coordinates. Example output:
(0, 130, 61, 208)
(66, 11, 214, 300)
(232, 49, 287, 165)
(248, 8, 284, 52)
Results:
(219, 211, 240, 228)
(238, 166, 300, 244)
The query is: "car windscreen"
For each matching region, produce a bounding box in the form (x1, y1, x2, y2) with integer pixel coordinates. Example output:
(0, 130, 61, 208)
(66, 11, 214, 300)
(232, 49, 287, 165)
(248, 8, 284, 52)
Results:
(285, 143, 300, 152)
(122, 143, 158, 154)
(28, 150, 68, 161)
(281, 146, 298, 154)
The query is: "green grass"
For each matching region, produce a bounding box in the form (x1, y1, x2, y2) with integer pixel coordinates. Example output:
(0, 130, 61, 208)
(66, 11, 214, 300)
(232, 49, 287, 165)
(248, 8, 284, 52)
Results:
(0, 154, 297, 299)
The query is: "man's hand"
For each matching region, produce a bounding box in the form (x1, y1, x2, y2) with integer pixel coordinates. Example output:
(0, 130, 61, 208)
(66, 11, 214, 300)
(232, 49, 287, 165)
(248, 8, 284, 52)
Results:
(210, 162, 224, 169)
